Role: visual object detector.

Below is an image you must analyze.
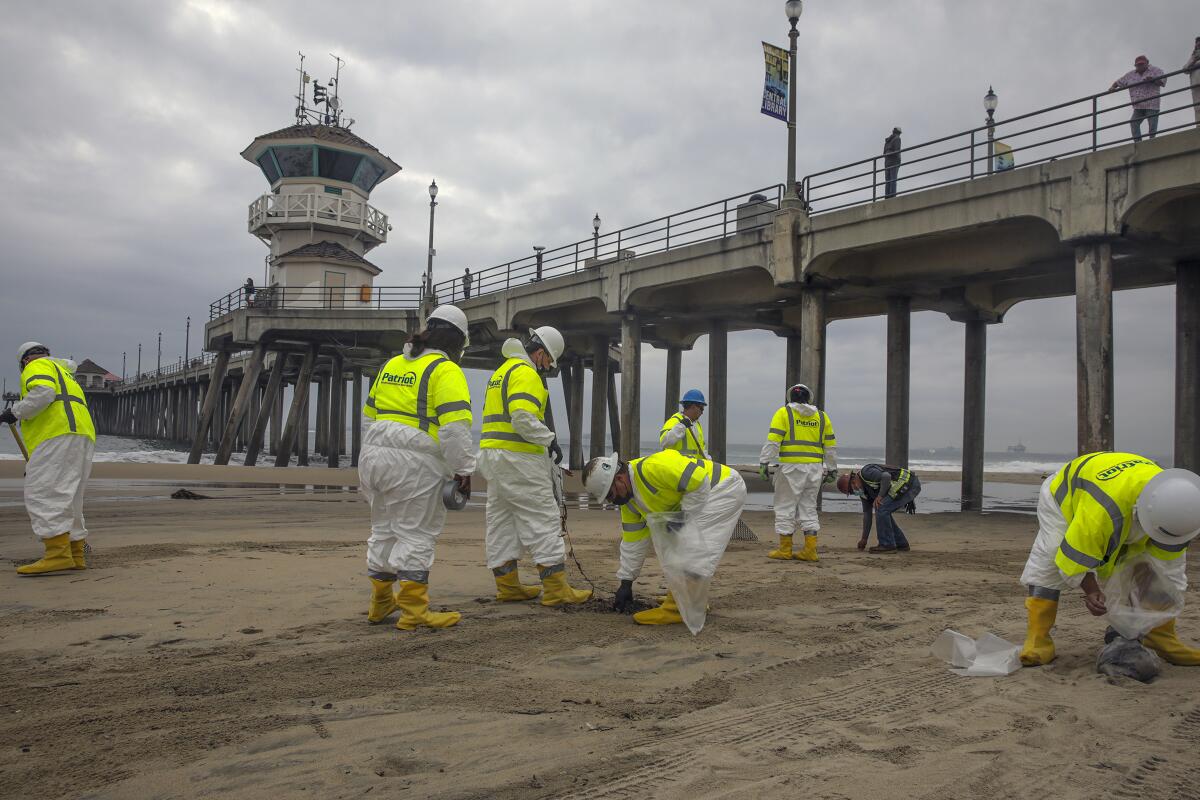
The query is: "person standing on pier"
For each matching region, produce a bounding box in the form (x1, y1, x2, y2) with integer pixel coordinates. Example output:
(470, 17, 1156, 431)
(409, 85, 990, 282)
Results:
(1184, 36, 1200, 127)
(2, 343, 95, 575)
(759, 383, 838, 562)
(836, 464, 921, 553)
(658, 389, 708, 460)
(883, 127, 902, 198)
(1110, 55, 1166, 141)
(462, 268, 473, 300)
(478, 325, 592, 606)
(358, 305, 475, 630)
(1017, 452, 1200, 667)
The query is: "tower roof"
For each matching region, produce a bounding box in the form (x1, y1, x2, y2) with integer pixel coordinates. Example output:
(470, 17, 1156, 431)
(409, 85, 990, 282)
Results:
(275, 241, 381, 276)
(75, 358, 109, 375)
(241, 123, 401, 182)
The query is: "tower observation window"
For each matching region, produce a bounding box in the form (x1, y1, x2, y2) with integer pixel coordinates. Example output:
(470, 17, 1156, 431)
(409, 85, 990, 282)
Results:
(353, 159, 385, 192)
(256, 152, 281, 183)
(318, 147, 362, 182)
(273, 146, 313, 178)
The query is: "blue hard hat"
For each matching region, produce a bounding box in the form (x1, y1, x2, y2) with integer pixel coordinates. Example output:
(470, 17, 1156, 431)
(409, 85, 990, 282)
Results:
(680, 389, 706, 406)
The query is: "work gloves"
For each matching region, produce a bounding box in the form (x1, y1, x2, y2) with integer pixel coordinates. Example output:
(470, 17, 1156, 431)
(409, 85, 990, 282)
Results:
(613, 580, 635, 612)
(548, 439, 563, 465)
(904, 500, 917, 515)
(822, 469, 838, 485)
(453, 474, 472, 499)
(758, 463, 771, 481)
(0, 409, 15, 426)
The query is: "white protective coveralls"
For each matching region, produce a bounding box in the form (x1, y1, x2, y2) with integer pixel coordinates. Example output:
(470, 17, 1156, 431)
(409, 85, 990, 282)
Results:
(359, 347, 476, 581)
(1019, 476, 1188, 595)
(477, 339, 563, 569)
(618, 468, 748, 581)
(759, 402, 838, 537)
(11, 358, 95, 540)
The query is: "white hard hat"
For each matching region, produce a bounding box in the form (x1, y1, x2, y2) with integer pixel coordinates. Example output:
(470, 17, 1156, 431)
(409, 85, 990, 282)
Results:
(528, 325, 565, 368)
(1136, 469, 1200, 547)
(583, 452, 621, 500)
(426, 305, 469, 344)
(17, 341, 47, 362)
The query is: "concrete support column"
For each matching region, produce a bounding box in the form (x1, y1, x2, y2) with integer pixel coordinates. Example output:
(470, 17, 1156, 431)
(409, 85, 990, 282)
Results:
(589, 336, 610, 460)
(886, 296, 911, 467)
(315, 376, 329, 458)
(215, 344, 267, 466)
(351, 368, 363, 467)
(785, 332, 802, 395)
(799, 287, 827, 396)
(269, 380, 283, 456)
(244, 352, 287, 467)
(708, 321, 728, 465)
(565, 361, 585, 470)
(297, 385, 310, 467)
(619, 314, 641, 459)
(608, 367, 622, 452)
(276, 346, 318, 468)
(188, 350, 231, 464)
(1177, 261, 1200, 471)
(664, 346, 682, 421)
(328, 355, 343, 468)
(961, 319, 988, 512)
(1075, 241, 1115, 454)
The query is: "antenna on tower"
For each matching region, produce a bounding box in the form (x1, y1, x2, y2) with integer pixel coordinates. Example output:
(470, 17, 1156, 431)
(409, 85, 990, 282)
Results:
(328, 53, 345, 126)
(294, 51, 311, 125)
(292, 51, 349, 127)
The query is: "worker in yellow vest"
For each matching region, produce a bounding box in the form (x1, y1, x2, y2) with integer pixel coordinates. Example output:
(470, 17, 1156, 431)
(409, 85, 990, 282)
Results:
(659, 389, 708, 459)
(2, 342, 96, 575)
(759, 383, 838, 562)
(583, 449, 746, 626)
(359, 306, 475, 630)
(1018, 452, 1200, 667)
(478, 326, 592, 606)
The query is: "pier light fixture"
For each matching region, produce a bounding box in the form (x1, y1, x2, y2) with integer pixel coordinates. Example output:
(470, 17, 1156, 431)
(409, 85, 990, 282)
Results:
(428, 179, 438, 200)
(983, 86, 998, 116)
(592, 213, 601, 259)
(984, 87, 998, 174)
(425, 180, 439, 299)
(785, 0, 803, 22)
(782, 0, 803, 207)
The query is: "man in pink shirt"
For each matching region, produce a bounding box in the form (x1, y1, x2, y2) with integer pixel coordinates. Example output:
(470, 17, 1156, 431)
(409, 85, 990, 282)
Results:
(1110, 55, 1167, 141)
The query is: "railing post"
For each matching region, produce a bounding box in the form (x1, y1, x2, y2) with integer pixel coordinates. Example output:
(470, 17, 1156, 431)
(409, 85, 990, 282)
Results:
(617, 230, 622, 258)
(1091, 97, 1098, 152)
(722, 199, 728, 237)
(665, 216, 670, 251)
(506, 263, 511, 289)
(872, 157, 878, 201)
(574, 242, 579, 273)
(970, 131, 976, 179)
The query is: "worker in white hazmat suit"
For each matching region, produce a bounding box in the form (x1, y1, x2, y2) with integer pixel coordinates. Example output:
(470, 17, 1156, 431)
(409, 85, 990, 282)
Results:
(758, 383, 838, 562)
(358, 305, 475, 630)
(2, 343, 96, 575)
(1018, 452, 1200, 667)
(478, 326, 592, 605)
(583, 449, 746, 626)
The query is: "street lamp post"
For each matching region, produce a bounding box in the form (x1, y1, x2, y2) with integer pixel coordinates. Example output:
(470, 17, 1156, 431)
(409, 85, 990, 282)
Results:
(137, 344, 141, 379)
(533, 246, 545, 282)
(426, 180, 438, 299)
(122, 351, 126, 381)
(185, 316, 191, 370)
(784, 0, 803, 207)
(984, 86, 998, 175)
(592, 213, 601, 259)
(157, 331, 162, 374)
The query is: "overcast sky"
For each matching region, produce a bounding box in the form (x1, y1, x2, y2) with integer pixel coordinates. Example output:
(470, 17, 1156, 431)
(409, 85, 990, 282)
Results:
(1, 1, 1196, 459)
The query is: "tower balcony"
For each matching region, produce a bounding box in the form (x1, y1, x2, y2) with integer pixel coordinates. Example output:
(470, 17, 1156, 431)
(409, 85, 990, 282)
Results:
(248, 192, 389, 247)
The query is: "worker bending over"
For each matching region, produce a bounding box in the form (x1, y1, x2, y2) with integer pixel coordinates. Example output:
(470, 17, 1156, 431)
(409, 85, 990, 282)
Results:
(2, 343, 95, 575)
(836, 464, 921, 553)
(583, 449, 746, 625)
(1018, 452, 1200, 667)
(359, 306, 474, 630)
(759, 383, 837, 562)
(659, 389, 708, 459)
(478, 326, 592, 606)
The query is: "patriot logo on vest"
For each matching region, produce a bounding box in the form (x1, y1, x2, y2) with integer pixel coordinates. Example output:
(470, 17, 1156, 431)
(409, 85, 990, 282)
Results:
(1095, 458, 1155, 481)
(381, 371, 418, 387)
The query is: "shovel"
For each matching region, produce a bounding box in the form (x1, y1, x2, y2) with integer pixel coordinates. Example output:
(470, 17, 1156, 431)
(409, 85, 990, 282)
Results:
(3, 397, 28, 462)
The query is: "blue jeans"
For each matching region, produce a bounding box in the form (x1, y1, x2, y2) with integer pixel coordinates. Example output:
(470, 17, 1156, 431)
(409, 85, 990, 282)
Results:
(875, 476, 921, 549)
(1130, 108, 1159, 141)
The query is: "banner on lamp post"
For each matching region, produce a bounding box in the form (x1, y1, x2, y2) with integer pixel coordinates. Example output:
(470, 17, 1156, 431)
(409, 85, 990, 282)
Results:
(760, 42, 789, 122)
(994, 141, 1015, 171)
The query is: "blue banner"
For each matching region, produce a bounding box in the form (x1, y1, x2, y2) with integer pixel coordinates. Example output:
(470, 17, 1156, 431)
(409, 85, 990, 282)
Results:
(761, 42, 788, 122)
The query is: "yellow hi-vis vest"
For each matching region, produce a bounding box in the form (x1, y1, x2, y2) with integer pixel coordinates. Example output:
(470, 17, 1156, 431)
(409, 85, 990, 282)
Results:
(19, 357, 95, 454)
(766, 406, 836, 463)
(658, 412, 706, 458)
(1050, 452, 1184, 580)
(619, 450, 730, 543)
(479, 356, 548, 454)
(363, 351, 472, 443)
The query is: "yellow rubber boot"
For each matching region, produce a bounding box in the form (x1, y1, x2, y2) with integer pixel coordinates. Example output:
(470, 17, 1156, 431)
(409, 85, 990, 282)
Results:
(367, 578, 398, 624)
(767, 534, 794, 560)
(16, 533, 75, 576)
(794, 534, 819, 562)
(395, 580, 461, 630)
(1019, 596, 1058, 666)
(70, 540, 87, 570)
(1143, 618, 1200, 666)
(539, 564, 592, 606)
(493, 561, 541, 602)
(633, 592, 684, 625)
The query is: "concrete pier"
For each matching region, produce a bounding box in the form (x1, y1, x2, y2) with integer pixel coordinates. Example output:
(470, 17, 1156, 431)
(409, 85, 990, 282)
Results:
(1074, 241, 1115, 454)
(707, 321, 728, 464)
(960, 319, 988, 512)
(188, 350, 231, 464)
(590, 335, 609, 460)
(328, 354, 344, 468)
(785, 332, 801, 394)
(619, 314, 641, 459)
(566, 359, 585, 470)
(886, 296, 911, 467)
(1177, 261, 1200, 471)
(664, 346, 682, 421)
(798, 288, 826, 397)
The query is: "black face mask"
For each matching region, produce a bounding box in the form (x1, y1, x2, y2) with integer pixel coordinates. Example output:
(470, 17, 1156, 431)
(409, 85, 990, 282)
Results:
(611, 491, 633, 506)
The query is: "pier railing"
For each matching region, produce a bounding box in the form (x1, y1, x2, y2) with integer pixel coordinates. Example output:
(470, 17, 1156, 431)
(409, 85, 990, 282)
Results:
(248, 192, 389, 242)
(117, 352, 218, 387)
(209, 284, 423, 319)
(802, 66, 1198, 213)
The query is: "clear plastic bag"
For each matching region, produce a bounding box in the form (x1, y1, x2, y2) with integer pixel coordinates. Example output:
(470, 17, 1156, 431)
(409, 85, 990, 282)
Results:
(646, 512, 714, 635)
(1103, 552, 1185, 640)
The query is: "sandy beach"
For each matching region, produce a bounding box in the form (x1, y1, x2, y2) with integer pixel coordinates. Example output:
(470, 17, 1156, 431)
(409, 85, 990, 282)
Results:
(1, 463, 1197, 799)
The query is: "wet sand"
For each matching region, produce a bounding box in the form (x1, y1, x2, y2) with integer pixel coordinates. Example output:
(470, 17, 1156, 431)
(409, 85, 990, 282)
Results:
(0, 464, 1197, 799)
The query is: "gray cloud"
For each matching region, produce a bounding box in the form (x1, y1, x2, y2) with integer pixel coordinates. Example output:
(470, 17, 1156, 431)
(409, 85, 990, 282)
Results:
(0, 0, 1194, 457)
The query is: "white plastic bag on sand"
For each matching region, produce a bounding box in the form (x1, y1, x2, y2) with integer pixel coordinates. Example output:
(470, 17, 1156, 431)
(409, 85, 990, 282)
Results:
(647, 512, 715, 635)
(1103, 552, 1185, 640)
(931, 630, 1021, 677)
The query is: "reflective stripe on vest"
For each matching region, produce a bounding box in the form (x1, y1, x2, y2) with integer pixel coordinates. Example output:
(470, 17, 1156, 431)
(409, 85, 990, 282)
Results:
(363, 353, 450, 441)
(862, 467, 913, 498)
(19, 359, 95, 454)
(480, 359, 546, 453)
(778, 408, 826, 463)
(659, 413, 705, 457)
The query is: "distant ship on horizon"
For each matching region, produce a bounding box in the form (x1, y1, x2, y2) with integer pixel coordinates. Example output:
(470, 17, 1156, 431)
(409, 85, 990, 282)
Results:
(1008, 440, 1027, 453)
